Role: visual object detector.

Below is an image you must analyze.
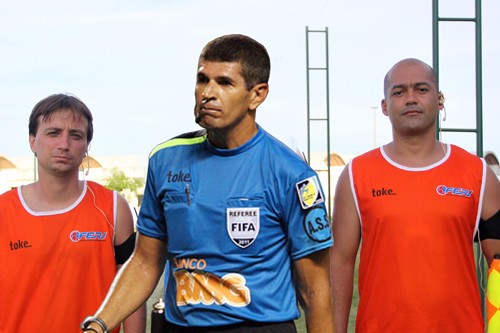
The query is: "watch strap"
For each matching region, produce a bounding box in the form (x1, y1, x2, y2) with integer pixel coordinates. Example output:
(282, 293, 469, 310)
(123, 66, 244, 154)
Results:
(81, 316, 109, 333)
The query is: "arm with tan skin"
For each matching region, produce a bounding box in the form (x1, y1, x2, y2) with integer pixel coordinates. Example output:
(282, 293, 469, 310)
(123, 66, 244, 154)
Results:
(85, 233, 167, 333)
(330, 166, 361, 333)
(294, 248, 335, 333)
(114, 194, 147, 333)
(479, 166, 500, 266)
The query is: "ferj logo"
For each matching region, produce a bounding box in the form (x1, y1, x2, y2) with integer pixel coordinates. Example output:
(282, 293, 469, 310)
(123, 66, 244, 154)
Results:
(436, 185, 473, 198)
(69, 230, 107, 242)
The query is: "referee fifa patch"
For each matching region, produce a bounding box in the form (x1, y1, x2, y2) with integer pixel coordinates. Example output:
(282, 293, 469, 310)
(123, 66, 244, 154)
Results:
(227, 207, 260, 249)
(296, 176, 324, 210)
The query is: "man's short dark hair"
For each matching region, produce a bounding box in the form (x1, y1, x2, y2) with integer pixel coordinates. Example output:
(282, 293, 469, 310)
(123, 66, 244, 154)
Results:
(199, 34, 271, 90)
(29, 93, 94, 143)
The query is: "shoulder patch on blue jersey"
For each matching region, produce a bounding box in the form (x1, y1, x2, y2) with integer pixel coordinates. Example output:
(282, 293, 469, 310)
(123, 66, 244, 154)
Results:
(303, 207, 331, 243)
(295, 176, 324, 209)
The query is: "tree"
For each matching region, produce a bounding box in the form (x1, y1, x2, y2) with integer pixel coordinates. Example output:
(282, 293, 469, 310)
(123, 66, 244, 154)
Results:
(104, 167, 145, 205)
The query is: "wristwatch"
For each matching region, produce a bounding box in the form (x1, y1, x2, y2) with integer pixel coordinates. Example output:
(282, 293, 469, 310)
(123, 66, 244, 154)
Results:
(81, 316, 109, 333)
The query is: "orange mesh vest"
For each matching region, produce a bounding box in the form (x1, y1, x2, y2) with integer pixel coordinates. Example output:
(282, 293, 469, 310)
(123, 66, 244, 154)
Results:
(350, 144, 485, 333)
(0, 181, 119, 333)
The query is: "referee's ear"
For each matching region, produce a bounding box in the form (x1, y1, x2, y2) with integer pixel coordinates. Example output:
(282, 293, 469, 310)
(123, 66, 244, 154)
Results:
(248, 83, 269, 112)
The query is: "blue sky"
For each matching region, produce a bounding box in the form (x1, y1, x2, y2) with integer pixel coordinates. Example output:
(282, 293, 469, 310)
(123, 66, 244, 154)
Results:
(1, 0, 499, 159)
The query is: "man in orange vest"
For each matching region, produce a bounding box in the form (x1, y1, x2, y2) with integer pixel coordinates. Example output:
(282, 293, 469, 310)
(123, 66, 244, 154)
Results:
(0, 94, 146, 332)
(331, 58, 500, 332)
